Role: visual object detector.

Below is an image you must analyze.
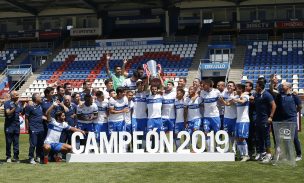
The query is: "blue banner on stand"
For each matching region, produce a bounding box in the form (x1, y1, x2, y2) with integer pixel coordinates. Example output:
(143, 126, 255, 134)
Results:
(201, 63, 228, 70)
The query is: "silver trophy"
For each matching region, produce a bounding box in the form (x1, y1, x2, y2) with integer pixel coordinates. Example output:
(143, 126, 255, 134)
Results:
(145, 60, 161, 86)
(146, 60, 158, 78)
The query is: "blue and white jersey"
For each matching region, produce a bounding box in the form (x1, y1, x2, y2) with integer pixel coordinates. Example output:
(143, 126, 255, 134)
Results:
(122, 78, 137, 92)
(44, 118, 71, 144)
(235, 94, 250, 123)
(147, 94, 162, 119)
(77, 103, 98, 124)
(132, 91, 148, 119)
(200, 89, 221, 118)
(162, 91, 176, 119)
(175, 99, 185, 123)
(125, 100, 133, 124)
(185, 96, 202, 121)
(223, 91, 237, 119)
(108, 97, 128, 122)
(94, 99, 108, 124)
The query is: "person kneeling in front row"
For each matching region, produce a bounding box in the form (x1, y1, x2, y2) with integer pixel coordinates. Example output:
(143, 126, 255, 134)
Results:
(43, 103, 85, 164)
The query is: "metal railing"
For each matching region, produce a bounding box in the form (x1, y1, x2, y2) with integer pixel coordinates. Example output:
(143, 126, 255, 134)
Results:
(8, 65, 32, 93)
(225, 55, 234, 84)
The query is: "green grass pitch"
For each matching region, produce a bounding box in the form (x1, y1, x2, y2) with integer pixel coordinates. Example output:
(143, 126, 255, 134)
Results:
(0, 117, 303, 183)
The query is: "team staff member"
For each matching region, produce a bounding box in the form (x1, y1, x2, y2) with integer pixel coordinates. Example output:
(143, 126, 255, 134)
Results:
(253, 80, 276, 163)
(274, 82, 302, 161)
(4, 91, 24, 163)
(58, 95, 77, 145)
(25, 93, 45, 164)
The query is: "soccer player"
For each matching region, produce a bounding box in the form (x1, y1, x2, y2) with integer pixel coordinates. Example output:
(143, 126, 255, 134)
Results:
(77, 94, 98, 132)
(217, 81, 226, 130)
(200, 79, 221, 150)
(105, 54, 127, 90)
(103, 79, 114, 100)
(185, 86, 203, 149)
(162, 80, 176, 133)
(192, 78, 201, 93)
(43, 103, 85, 164)
(108, 88, 129, 134)
(125, 90, 134, 134)
(25, 93, 45, 164)
(122, 71, 140, 92)
(108, 89, 116, 99)
(177, 78, 188, 97)
(219, 81, 237, 153)
(147, 85, 163, 133)
(4, 91, 24, 163)
(93, 91, 109, 143)
(174, 88, 186, 148)
(232, 84, 250, 161)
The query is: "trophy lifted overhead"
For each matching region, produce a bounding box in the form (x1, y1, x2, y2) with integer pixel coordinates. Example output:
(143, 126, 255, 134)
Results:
(143, 60, 163, 86)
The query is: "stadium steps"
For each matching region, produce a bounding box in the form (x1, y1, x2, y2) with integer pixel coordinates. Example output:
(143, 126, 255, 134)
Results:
(11, 52, 28, 65)
(186, 37, 208, 88)
(16, 48, 63, 95)
(228, 45, 246, 83)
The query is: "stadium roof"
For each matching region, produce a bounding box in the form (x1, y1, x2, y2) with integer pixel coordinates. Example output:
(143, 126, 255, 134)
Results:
(0, 0, 302, 17)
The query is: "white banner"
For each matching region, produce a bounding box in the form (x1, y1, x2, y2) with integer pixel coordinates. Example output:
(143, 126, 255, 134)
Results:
(70, 28, 100, 36)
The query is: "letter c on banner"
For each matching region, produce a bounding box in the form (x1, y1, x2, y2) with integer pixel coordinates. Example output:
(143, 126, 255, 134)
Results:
(71, 132, 84, 154)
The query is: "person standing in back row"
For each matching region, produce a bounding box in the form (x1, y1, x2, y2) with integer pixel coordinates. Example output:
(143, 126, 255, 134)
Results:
(105, 54, 127, 90)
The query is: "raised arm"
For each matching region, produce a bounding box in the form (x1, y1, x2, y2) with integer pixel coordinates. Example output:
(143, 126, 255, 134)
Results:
(105, 53, 111, 77)
(46, 104, 56, 122)
(122, 59, 128, 77)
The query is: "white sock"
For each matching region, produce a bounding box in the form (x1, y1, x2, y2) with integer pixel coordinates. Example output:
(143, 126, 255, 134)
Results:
(244, 142, 248, 156)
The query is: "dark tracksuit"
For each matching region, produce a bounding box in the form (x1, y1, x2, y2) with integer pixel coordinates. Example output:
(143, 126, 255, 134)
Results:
(4, 100, 24, 160)
(25, 104, 45, 159)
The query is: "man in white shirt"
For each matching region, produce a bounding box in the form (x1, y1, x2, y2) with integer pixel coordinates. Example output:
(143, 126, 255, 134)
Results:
(219, 81, 237, 153)
(125, 90, 134, 133)
(162, 80, 176, 133)
(103, 79, 114, 100)
(108, 88, 129, 134)
(43, 103, 85, 164)
(122, 71, 140, 92)
(147, 85, 163, 133)
(233, 84, 250, 162)
(94, 91, 109, 141)
(174, 88, 186, 148)
(177, 78, 189, 97)
(77, 94, 98, 132)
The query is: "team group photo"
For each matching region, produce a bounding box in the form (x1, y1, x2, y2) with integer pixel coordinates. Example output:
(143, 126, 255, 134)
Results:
(0, 0, 303, 182)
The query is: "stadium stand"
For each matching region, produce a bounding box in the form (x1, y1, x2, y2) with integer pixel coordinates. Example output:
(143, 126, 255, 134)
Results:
(21, 41, 197, 97)
(241, 40, 304, 93)
(0, 49, 22, 70)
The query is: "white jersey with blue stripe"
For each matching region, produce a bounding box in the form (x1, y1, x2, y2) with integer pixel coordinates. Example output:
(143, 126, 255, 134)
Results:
(200, 88, 221, 118)
(223, 91, 237, 119)
(175, 98, 185, 123)
(108, 97, 128, 122)
(77, 103, 98, 124)
(125, 100, 133, 124)
(122, 78, 137, 92)
(185, 96, 202, 121)
(132, 91, 148, 119)
(162, 91, 176, 119)
(235, 94, 250, 123)
(44, 118, 71, 144)
(94, 99, 108, 124)
(147, 94, 162, 119)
